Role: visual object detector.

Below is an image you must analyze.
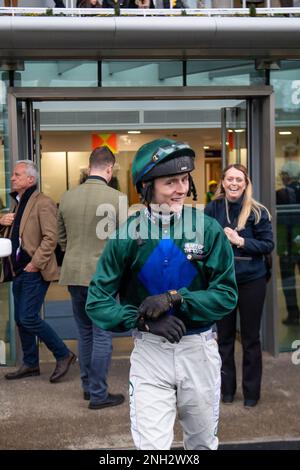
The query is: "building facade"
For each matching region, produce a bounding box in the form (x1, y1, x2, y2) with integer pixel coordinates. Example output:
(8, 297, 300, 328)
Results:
(1, 7, 300, 364)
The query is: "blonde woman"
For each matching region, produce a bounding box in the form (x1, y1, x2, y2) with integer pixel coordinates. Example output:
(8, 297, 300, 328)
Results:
(205, 164, 274, 408)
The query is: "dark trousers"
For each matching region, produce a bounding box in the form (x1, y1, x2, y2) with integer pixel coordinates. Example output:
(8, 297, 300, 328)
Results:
(279, 254, 300, 320)
(13, 271, 69, 367)
(216, 277, 266, 400)
(68, 286, 113, 402)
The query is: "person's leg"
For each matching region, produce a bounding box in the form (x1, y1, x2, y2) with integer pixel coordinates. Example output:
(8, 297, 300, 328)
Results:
(239, 277, 266, 401)
(216, 308, 237, 398)
(89, 323, 113, 402)
(129, 335, 176, 450)
(17, 272, 69, 361)
(68, 286, 92, 395)
(13, 274, 39, 367)
(177, 333, 221, 450)
(68, 285, 113, 401)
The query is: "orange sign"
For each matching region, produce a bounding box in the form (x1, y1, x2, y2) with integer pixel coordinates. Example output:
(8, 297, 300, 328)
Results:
(228, 132, 234, 151)
(92, 134, 117, 153)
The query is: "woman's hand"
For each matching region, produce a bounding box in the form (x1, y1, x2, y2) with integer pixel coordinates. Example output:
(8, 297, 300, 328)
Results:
(224, 227, 244, 248)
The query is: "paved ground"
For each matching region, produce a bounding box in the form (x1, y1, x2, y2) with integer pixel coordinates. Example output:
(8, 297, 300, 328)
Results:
(0, 341, 299, 450)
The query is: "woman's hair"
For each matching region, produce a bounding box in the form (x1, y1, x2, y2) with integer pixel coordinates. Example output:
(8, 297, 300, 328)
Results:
(214, 163, 271, 231)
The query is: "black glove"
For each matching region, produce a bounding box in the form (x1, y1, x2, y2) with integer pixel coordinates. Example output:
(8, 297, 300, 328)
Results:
(137, 314, 186, 343)
(138, 290, 183, 320)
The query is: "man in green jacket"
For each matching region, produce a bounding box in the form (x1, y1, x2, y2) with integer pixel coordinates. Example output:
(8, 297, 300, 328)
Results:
(86, 139, 237, 449)
(58, 146, 127, 409)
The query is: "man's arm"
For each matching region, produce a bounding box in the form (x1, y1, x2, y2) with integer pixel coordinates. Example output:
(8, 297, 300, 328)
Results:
(57, 201, 67, 252)
(86, 235, 138, 332)
(30, 198, 58, 270)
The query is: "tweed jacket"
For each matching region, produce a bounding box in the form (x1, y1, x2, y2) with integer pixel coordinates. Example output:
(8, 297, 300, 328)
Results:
(0, 190, 59, 282)
(58, 178, 127, 287)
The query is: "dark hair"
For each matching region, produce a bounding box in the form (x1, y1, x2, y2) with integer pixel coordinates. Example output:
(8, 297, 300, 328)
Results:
(89, 146, 115, 170)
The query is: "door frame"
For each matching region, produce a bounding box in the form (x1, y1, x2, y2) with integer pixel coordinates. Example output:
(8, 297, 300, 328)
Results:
(7, 85, 278, 355)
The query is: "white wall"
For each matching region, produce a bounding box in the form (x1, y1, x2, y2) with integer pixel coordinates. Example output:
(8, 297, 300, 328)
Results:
(41, 130, 209, 205)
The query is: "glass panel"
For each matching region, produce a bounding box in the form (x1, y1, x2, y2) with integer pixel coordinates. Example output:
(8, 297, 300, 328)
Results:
(271, 60, 300, 351)
(32, 98, 248, 350)
(0, 71, 14, 365)
(102, 61, 183, 87)
(19, 61, 98, 87)
(221, 102, 248, 168)
(187, 60, 265, 86)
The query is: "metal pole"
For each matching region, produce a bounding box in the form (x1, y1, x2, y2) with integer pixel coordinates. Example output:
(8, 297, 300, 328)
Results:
(25, 101, 34, 160)
(221, 108, 227, 170)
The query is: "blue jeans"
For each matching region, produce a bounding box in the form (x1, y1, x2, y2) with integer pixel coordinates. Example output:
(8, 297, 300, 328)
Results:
(68, 286, 112, 402)
(13, 271, 69, 367)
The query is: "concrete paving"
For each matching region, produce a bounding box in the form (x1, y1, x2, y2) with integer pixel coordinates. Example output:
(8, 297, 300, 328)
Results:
(0, 341, 299, 450)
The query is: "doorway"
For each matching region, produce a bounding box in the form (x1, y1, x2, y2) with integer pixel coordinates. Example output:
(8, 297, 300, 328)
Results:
(6, 86, 276, 360)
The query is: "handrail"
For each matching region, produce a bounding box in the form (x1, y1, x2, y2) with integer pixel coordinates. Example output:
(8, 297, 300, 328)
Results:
(0, 7, 300, 17)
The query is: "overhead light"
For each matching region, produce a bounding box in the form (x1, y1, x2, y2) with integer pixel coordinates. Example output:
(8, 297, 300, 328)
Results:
(228, 129, 233, 133)
(128, 131, 141, 134)
(234, 129, 245, 133)
(279, 131, 292, 135)
(203, 146, 210, 150)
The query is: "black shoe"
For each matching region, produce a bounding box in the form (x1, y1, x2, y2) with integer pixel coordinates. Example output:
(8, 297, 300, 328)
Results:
(282, 317, 299, 326)
(83, 392, 90, 401)
(88, 393, 125, 410)
(244, 399, 258, 408)
(49, 351, 77, 383)
(5, 364, 40, 380)
(222, 394, 234, 404)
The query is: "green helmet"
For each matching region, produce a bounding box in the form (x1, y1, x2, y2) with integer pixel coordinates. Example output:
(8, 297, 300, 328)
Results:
(132, 138, 195, 194)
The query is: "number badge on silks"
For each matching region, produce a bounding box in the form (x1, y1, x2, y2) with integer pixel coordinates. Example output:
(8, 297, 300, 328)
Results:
(184, 243, 205, 261)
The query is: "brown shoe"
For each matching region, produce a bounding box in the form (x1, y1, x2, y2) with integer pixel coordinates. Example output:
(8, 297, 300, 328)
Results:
(49, 351, 76, 383)
(5, 364, 40, 380)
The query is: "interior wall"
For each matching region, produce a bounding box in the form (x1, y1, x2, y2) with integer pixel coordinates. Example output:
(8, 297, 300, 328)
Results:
(41, 131, 209, 207)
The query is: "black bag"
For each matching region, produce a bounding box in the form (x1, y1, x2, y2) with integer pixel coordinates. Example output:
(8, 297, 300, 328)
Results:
(0, 225, 13, 283)
(0, 257, 13, 283)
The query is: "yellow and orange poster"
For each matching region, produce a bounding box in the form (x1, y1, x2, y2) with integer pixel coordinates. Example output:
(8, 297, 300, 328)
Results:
(92, 134, 118, 154)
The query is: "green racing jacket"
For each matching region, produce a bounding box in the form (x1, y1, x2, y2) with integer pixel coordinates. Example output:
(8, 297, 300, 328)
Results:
(86, 206, 238, 333)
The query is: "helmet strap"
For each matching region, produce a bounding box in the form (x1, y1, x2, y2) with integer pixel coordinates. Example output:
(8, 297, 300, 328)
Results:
(140, 181, 153, 205)
(187, 175, 198, 201)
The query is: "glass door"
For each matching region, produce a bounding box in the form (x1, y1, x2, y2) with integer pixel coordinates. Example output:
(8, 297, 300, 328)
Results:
(9, 89, 275, 357)
(0, 74, 15, 365)
(15, 101, 79, 354)
(221, 101, 248, 169)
